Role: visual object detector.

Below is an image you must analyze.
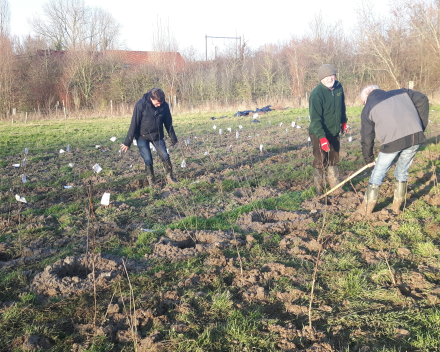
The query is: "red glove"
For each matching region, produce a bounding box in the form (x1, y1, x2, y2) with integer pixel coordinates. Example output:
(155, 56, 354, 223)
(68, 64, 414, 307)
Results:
(341, 122, 348, 134)
(320, 137, 330, 152)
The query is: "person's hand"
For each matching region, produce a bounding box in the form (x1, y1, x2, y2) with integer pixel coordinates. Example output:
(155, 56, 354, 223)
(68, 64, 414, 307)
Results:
(341, 122, 348, 134)
(120, 144, 129, 153)
(320, 137, 330, 152)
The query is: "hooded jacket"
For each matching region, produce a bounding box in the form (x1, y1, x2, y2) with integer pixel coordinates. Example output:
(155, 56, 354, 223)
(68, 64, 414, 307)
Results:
(308, 80, 347, 139)
(361, 88, 429, 163)
(123, 90, 178, 147)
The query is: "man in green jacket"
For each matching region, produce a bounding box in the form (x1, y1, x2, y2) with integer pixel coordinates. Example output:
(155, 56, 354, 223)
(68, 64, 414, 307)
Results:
(308, 64, 348, 196)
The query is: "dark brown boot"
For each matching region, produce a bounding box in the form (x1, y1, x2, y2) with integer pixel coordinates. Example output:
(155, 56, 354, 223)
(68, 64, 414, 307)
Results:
(145, 165, 156, 187)
(327, 166, 341, 194)
(164, 159, 177, 184)
(357, 183, 380, 215)
(313, 168, 325, 196)
(392, 181, 407, 213)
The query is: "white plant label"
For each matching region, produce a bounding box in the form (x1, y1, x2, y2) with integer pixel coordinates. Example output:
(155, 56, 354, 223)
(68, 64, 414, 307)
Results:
(64, 185, 73, 189)
(239, 125, 243, 130)
(204, 151, 209, 156)
(260, 144, 263, 152)
(68, 163, 74, 167)
(292, 121, 295, 127)
(24, 148, 28, 155)
(59, 149, 65, 154)
(22, 158, 26, 167)
(219, 129, 222, 135)
(191, 180, 200, 184)
(181, 159, 186, 168)
(298, 116, 301, 121)
(236, 131, 239, 139)
(167, 148, 169, 154)
(118, 150, 122, 156)
(110, 137, 117, 142)
(133, 140, 137, 146)
(286, 129, 288, 134)
(95, 145, 101, 149)
(268, 122, 271, 127)
(67, 144, 70, 151)
(213, 125, 217, 130)
(253, 113, 259, 119)
(348, 136, 353, 142)
(151, 144, 156, 151)
(296, 125, 301, 129)
(21, 174, 27, 183)
(101, 192, 110, 206)
(15, 194, 27, 203)
(13, 164, 20, 168)
(141, 228, 155, 232)
(129, 164, 133, 168)
(279, 122, 283, 127)
(92, 163, 102, 173)
(187, 137, 190, 145)
(228, 145, 233, 151)
(227, 127, 232, 133)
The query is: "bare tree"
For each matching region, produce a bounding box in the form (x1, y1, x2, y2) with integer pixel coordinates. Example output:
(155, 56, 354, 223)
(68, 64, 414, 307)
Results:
(29, 0, 121, 51)
(0, 0, 10, 37)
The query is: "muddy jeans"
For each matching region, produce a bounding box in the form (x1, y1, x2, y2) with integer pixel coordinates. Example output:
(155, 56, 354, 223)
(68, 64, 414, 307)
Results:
(310, 133, 340, 169)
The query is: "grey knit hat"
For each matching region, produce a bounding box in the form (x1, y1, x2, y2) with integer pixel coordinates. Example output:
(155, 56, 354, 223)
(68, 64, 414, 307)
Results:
(318, 64, 337, 81)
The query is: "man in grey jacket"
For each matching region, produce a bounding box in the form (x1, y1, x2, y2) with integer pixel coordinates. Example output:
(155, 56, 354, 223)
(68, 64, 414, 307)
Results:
(358, 85, 429, 214)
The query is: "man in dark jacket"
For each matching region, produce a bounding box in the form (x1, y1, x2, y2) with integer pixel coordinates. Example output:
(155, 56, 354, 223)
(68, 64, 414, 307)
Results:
(309, 64, 348, 195)
(358, 85, 429, 214)
(120, 88, 178, 186)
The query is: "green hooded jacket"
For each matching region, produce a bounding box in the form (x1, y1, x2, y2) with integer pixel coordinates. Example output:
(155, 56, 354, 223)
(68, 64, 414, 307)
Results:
(308, 81, 347, 139)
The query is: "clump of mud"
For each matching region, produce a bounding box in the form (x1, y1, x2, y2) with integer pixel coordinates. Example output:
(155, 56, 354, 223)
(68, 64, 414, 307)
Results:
(301, 191, 361, 213)
(30, 254, 122, 297)
(145, 228, 245, 262)
(236, 210, 313, 234)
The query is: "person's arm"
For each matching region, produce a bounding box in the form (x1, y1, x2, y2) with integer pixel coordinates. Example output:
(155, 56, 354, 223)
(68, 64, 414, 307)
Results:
(405, 89, 429, 131)
(341, 88, 348, 124)
(360, 107, 375, 164)
(123, 102, 142, 147)
(163, 104, 178, 145)
(309, 92, 326, 139)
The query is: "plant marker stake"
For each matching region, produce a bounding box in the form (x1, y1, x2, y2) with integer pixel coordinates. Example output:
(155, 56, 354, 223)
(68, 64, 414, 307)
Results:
(59, 149, 65, 153)
(296, 125, 301, 129)
(292, 121, 295, 127)
(219, 129, 222, 135)
(21, 174, 27, 183)
(13, 164, 20, 168)
(260, 144, 263, 152)
(253, 113, 259, 119)
(181, 159, 186, 168)
(286, 128, 288, 134)
(239, 125, 243, 130)
(68, 163, 74, 167)
(204, 151, 208, 156)
(133, 140, 137, 146)
(227, 128, 232, 133)
(92, 164, 102, 173)
(67, 144, 70, 152)
(236, 131, 239, 139)
(348, 136, 353, 142)
(15, 194, 27, 203)
(24, 148, 28, 155)
(22, 158, 26, 167)
(213, 125, 217, 130)
(101, 192, 110, 206)
(279, 122, 283, 127)
(110, 137, 116, 142)
(318, 162, 376, 199)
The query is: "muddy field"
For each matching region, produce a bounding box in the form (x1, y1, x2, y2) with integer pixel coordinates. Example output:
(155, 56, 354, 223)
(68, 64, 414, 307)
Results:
(1, 107, 440, 351)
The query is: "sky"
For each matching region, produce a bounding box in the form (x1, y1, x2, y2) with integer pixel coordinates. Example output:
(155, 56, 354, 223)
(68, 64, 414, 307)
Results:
(9, 0, 390, 58)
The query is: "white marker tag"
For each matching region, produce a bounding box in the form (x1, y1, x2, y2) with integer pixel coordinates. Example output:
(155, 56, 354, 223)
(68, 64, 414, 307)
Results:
(219, 129, 222, 135)
(298, 116, 301, 121)
(141, 228, 155, 232)
(110, 137, 117, 142)
(118, 150, 122, 156)
(191, 180, 200, 184)
(253, 113, 259, 119)
(129, 164, 133, 168)
(151, 144, 156, 151)
(15, 194, 27, 203)
(286, 129, 288, 134)
(227, 128, 232, 132)
(296, 125, 301, 129)
(260, 144, 263, 152)
(348, 136, 353, 142)
(204, 151, 208, 156)
(68, 163, 74, 167)
(308, 137, 311, 142)
(59, 149, 65, 153)
(92, 164, 102, 173)
(181, 159, 186, 168)
(133, 140, 137, 146)
(239, 125, 243, 130)
(236, 131, 239, 139)
(95, 145, 101, 149)
(167, 148, 169, 154)
(101, 192, 110, 205)
(21, 174, 27, 183)
(292, 121, 295, 127)
(279, 122, 283, 127)
(22, 158, 26, 166)
(213, 125, 217, 130)
(67, 144, 70, 151)
(13, 164, 20, 168)
(24, 148, 28, 155)
(248, 136, 252, 138)
(64, 185, 73, 189)
(187, 138, 190, 145)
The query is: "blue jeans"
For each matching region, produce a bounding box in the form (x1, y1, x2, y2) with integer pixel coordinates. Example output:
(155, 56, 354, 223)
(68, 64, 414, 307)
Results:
(137, 139, 169, 166)
(369, 144, 419, 185)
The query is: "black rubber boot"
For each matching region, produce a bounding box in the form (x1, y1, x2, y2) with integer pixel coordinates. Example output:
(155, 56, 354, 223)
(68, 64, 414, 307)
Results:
(164, 159, 177, 184)
(357, 183, 380, 215)
(392, 181, 407, 213)
(313, 168, 325, 196)
(145, 165, 156, 187)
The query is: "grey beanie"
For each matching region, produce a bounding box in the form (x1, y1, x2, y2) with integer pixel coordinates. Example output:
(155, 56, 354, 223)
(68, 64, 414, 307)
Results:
(318, 64, 337, 81)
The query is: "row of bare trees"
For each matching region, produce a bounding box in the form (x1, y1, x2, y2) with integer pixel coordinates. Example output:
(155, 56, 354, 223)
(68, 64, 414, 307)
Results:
(1, 0, 440, 118)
